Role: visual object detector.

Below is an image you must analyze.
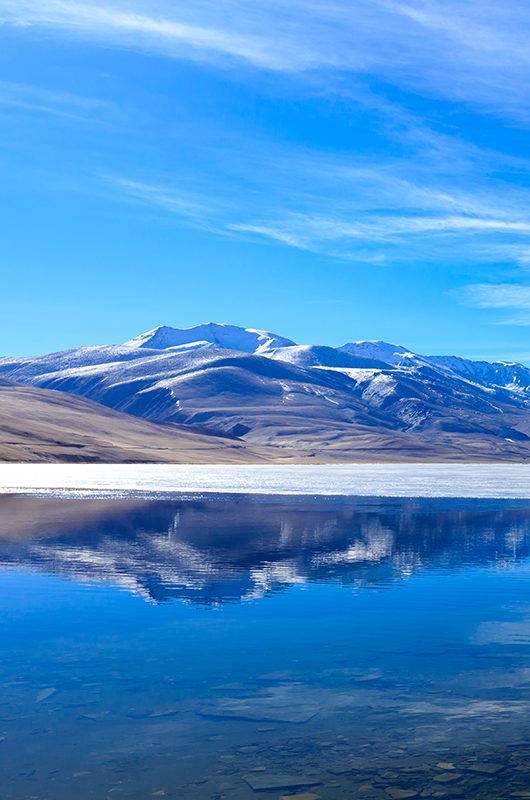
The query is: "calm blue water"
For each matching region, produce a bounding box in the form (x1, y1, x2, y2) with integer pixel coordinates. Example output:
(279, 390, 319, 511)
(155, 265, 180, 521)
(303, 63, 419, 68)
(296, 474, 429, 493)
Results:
(2, 494, 530, 800)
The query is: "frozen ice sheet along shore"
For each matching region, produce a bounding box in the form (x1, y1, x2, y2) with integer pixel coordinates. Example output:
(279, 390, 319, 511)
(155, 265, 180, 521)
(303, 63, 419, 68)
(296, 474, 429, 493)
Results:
(2, 463, 530, 498)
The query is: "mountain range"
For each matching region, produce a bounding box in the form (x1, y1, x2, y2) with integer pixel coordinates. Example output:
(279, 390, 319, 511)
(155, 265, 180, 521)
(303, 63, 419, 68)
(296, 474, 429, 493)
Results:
(3, 322, 530, 462)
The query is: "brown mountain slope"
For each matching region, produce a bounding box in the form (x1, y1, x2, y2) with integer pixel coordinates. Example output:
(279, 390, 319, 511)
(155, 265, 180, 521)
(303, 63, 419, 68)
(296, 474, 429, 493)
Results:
(0, 380, 268, 463)
(3, 378, 530, 463)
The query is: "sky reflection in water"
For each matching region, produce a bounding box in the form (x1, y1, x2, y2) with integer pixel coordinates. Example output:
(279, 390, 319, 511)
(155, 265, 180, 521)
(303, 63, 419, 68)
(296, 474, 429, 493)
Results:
(1, 495, 530, 800)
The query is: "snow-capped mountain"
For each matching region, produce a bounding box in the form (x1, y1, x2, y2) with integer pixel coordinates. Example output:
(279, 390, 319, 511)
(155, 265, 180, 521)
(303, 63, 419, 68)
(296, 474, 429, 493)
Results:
(339, 340, 416, 367)
(267, 344, 389, 370)
(423, 355, 530, 394)
(2, 323, 530, 461)
(340, 339, 530, 396)
(124, 323, 295, 354)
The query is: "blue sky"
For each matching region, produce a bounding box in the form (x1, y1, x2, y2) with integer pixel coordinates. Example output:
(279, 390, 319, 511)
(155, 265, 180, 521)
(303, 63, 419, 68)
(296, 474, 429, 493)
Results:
(3, 1, 530, 360)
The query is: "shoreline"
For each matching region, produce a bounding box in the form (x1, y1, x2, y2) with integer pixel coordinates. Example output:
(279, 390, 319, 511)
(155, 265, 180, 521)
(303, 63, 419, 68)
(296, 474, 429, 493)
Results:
(2, 462, 530, 499)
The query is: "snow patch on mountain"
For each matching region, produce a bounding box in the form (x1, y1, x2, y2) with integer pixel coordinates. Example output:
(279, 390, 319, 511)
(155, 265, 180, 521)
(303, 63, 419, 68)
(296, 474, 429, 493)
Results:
(339, 341, 530, 398)
(0, 345, 161, 382)
(268, 344, 390, 370)
(339, 340, 416, 367)
(124, 323, 295, 354)
(425, 355, 530, 394)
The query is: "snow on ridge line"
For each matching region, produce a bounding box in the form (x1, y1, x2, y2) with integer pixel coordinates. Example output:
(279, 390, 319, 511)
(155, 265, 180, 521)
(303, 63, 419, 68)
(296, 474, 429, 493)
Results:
(2, 464, 530, 498)
(123, 323, 296, 353)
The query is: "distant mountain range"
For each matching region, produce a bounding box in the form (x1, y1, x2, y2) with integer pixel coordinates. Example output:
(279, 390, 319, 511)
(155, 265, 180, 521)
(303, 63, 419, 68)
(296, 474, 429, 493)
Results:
(3, 322, 530, 462)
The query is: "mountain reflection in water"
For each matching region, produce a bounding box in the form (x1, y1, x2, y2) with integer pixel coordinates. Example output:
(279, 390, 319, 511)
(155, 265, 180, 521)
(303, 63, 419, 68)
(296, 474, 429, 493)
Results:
(3, 495, 530, 800)
(1, 495, 530, 604)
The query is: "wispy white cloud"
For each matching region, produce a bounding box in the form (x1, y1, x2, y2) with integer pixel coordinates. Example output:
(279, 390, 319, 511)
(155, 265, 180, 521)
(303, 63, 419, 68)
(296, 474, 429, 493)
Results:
(110, 155, 530, 267)
(458, 283, 530, 326)
(108, 177, 210, 221)
(4, 0, 530, 121)
(228, 223, 311, 250)
(8, 0, 530, 276)
(218, 128, 530, 262)
(460, 284, 530, 310)
(237, 214, 530, 243)
(99, 58, 530, 265)
(0, 1, 300, 70)
(0, 80, 108, 121)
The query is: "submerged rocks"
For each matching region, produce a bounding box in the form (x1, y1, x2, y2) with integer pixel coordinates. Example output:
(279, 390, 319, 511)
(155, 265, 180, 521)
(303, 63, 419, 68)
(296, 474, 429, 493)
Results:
(199, 686, 320, 724)
(432, 773, 463, 784)
(464, 762, 505, 775)
(200, 703, 319, 723)
(279, 794, 320, 800)
(35, 687, 57, 703)
(385, 787, 420, 799)
(243, 773, 322, 791)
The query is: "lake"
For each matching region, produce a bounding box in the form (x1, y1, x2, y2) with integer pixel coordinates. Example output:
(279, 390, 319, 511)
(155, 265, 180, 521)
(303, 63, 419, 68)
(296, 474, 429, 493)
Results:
(2, 491, 530, 799)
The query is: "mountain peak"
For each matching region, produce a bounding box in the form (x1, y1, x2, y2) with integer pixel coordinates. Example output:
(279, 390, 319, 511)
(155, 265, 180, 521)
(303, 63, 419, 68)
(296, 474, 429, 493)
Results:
(3, 324, 530, 462)
(123, 323, 296, 354)
(339, 340, 414, 366)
